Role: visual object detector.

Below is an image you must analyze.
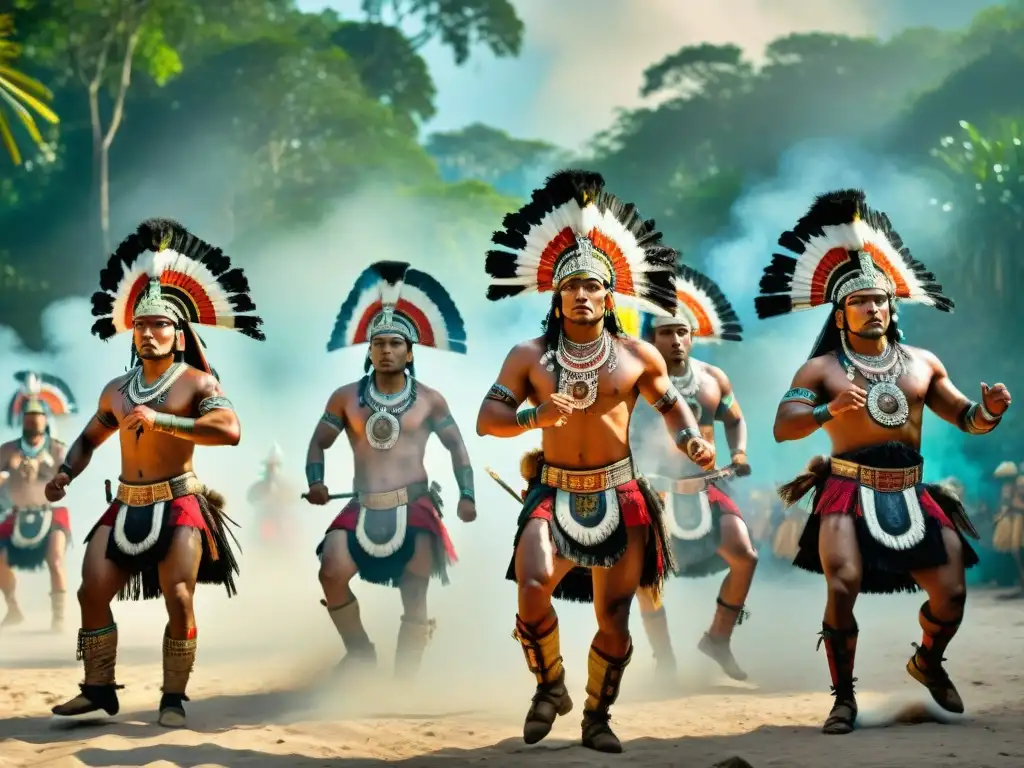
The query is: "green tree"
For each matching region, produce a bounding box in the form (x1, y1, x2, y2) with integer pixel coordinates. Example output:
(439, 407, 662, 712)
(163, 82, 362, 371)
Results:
(425, 122, 561, 195)
(0, 13, 57, 166)
(360, 0, 523, 64)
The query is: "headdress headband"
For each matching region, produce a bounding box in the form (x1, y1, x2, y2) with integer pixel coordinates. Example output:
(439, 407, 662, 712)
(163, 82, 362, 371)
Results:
(484, 169, 677, 315)
(328, 261, 467, 354)
(6, 371, 77, 428)
(90, 218, 266, 341)
(642, 261, 743, 343)
(754, 189, 953, 319)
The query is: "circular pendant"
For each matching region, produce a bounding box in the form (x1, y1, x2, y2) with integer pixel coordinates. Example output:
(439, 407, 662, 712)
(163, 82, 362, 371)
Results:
(366, 411, 401, 450)
(560, 370, 598, 409)
(866, 381, 909, 428)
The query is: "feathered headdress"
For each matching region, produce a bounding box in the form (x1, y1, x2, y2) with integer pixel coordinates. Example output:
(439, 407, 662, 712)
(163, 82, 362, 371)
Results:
(6, 371, 77, 431)
(638, 262, 743, 344)
(328, 261, 467, 354)
(90, 219, 265, 374)
(484, 169, 677, 315)
(755, 189, 953, 318)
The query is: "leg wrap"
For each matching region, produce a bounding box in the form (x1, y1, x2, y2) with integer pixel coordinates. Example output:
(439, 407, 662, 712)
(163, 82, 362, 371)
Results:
(395, 615, 436, 679)
(325, 597, 373, 653)
(640, 607, 675, 667)
(513, 614, 564, 685)
(818, 622, 858, 695)
(162, 627, 198, 695)
(916, 600, 962, 665)
(51, 590, 66, 628)
(77, 624, 118, 687)
(714, 596, 749, 628)
(583, 642, 633, 715)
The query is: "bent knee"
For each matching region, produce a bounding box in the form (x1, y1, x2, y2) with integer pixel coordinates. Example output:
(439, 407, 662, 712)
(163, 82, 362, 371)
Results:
(164, 582, 194, 613)
(318, 556, 356, 587)
(824, 562, 861, 597)
(595, 594, 634, 635)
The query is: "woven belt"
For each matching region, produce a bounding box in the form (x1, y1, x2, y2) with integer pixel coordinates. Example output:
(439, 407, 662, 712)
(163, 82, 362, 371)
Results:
(359, 481, 431, 510)
(540, 457, 635, 493)
(115, 472, 205, 507)
(12, 504, 51, 514)
(830, 458, 922, 493)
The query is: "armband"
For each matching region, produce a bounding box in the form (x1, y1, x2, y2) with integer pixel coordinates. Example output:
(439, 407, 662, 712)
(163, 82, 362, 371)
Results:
(715, 391, 736, 419)
(151, 413, 196, 435)
(781, 387, 818, 406)
(431, 414, 457, 433)
(652, 386, 679, 414)
(306, 462, 325, 487)
(812, 404, 833, 425)
(454, 465, 474, 502)
(95, 410, 118, 429)
(320, 410, 345, 432)
(198, 396, 234, 415)
(516, 407, 539, 430)
(485, 383, 518, 408)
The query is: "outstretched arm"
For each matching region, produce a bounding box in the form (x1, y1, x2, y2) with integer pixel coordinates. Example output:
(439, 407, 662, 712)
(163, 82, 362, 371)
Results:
(140, 375, 241, 446)
(923, 350, 1008, 434)
(634, 341, 713, 468)
(429, 392, 475, 504)
(709, 367, 748, 464)
(306, 389, 347, 489)
(58, 386, 120, 484)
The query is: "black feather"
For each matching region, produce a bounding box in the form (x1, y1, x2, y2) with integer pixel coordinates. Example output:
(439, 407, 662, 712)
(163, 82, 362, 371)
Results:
(229, 294, 256, 312)
(485, 250, 520, 279)
(90, 318, 117, 340)
(91, 292, 114, 316)
(374, 261, 410, 285)
(487, 285, 524, 301)
(754, 294, 793, 319)
(232, 314, 266, 341)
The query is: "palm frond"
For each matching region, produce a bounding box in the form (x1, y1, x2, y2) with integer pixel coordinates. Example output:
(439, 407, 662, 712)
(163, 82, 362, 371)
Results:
(0, 13, 58, 166)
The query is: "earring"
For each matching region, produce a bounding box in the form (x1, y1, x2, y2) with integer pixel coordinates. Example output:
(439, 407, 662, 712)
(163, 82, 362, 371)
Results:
(554, 307, 560, 318)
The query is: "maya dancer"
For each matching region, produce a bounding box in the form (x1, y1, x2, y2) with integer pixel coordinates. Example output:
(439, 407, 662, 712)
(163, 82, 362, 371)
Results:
(46, 219, 265, 726)
(247, 443, 299, 547)
(0, 372, 78, 630)
(476, 170, 714, 753)
(305, 261, 475, 680)
(756, 190, 1008, 734)
(626, 263, 758, 682)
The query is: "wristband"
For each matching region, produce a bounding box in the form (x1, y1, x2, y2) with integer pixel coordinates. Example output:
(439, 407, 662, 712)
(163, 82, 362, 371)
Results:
(813, 404, 833, 425)
(152, 413, 197, 435)
(516, 407, 539, 430)
(58, 462, 75, 481)
(306, 462, 325, 487)
(455, 465, 475, 502)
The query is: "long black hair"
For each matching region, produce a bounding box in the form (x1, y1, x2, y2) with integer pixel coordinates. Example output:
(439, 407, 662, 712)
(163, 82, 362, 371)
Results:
(540, 291, 623, 351)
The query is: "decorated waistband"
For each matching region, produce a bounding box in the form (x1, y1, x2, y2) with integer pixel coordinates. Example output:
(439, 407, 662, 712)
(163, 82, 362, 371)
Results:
(830, 458, 921, 493)
(12, 504, 52, 514)
(358, 480, 434, 510)
(115, 472, 205, 507)
(539, 456, 635, 493)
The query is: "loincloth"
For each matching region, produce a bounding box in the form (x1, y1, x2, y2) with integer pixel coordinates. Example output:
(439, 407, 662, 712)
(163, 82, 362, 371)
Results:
(504, 455, 676, 603)
(992, 509, 1024, 553)
(0, 505, 70, 571)
(781, 442, 979, 594)
(316, 480, 456, 588)
(649, 474, 742, 577)
(85, 472, 240, 601)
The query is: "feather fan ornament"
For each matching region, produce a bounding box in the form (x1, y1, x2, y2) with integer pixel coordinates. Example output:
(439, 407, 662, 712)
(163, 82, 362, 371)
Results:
(754, 189, 953, 319)
(90, 218, 265, 341)
(328, 261, 467, 354)
(6, 371, 77, 427)
(639, 261, 742, 344)
(485, 169, 677, 316)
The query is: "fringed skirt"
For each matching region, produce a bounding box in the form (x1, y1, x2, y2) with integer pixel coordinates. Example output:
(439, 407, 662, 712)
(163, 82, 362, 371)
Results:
(86, 489, 239, 601)
(504, 477, 675, 603)
(660, 482, 742, 577)
(786, 442, 979, 594)
(0, 506, 70, 571)
(316, 489, 456, 588)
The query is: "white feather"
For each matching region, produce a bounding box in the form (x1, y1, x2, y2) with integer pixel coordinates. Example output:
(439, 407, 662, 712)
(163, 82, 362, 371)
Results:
(343, 278, 387, 345)
(398, 283, 450, 350)
(674, 276, 724, 338)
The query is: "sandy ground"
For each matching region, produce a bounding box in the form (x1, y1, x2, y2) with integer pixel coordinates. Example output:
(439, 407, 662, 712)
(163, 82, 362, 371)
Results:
(0, 548, 1022, 768)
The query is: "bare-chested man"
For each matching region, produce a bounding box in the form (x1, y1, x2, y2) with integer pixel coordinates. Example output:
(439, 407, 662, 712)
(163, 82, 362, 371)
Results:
(476, 170, 715, 753)
(306, 261, 475, 680)
(46, 219, 264, 727)
(626, 263, 758, 682)
(991, 461, 1024, 592)
(756, 190, 1009, 734)
(0, 372, 78, 630)
(247, 443, 298, 547)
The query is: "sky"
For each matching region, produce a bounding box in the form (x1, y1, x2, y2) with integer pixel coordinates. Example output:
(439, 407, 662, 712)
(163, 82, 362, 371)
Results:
(297, 0, 1002, 149)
